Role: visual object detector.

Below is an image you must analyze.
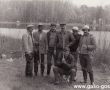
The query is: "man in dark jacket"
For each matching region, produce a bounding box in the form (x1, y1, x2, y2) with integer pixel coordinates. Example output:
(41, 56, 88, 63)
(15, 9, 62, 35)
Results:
(56, 24, 75, 65)
(78, 25, 96, 85)
(46, 23, 57, 76)
(69, 26, 81, 81)
(53, 47, 76, 85)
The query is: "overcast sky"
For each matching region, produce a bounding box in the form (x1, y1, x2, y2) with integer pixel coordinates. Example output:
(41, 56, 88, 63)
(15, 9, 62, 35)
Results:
(70, 0, 110, 7)
(2, 0, 110, 7)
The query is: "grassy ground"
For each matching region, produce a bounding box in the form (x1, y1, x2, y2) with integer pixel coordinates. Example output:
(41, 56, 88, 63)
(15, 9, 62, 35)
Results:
(0, 57, 110, 90)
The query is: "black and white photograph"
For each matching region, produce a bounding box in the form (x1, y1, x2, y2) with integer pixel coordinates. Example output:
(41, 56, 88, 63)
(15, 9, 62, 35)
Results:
(0, 0, 110, 90)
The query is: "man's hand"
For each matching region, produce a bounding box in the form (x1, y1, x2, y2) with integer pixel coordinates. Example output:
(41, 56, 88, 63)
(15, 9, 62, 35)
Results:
(62, 57, 66, 64)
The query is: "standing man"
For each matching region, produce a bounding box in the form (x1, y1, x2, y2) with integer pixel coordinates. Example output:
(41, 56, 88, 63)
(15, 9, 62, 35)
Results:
(56, 23, 75, 66)
(33, 23, 47, 76)
(47, 23, 57, 76)
(69, 26, 81, 81)
(78, 25, 96, 85)
(22, 25, 34, 77)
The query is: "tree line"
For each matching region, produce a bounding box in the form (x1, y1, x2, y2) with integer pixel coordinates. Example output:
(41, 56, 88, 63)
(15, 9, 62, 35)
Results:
(0, 0, 110, 25)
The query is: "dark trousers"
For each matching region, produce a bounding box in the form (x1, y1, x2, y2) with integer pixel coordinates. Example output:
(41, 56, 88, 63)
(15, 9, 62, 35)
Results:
(71, 52, 78, 77)
(47, 47, 56, 75)
(79, 54, 94, 83)
(34, 51, 45, 76)
(53, 66, 76, 82)
(25, 53, 33, 77)
(56, 49, 63, 65)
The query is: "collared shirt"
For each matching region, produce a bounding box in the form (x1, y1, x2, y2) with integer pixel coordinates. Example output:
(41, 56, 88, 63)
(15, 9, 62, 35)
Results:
(22, 31, 33, 53)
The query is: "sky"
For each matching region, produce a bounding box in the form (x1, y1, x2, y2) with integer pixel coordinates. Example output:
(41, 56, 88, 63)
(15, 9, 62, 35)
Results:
(70, 0, 110, 7)
(1, 0, 110, 7)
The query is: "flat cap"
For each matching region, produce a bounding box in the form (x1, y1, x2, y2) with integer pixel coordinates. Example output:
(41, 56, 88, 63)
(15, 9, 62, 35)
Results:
(50, 23, 56, 26)
(82, 25, 90, 30)
(72, 26, 79, 31)
(60, 23, 66, 26)
(27, 24, 34, 28)
(38, 23, 43, 26)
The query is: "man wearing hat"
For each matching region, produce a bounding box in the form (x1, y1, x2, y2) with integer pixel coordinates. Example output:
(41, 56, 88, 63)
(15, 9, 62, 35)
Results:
(69, 26, 82, 81)
(78, 25, 96, 85)
(22, 24, 34, 77)
(46, 23, 57, 76)
(53, 47, 76, 85)
(56, 23, 75, 66)
(33, 23, 47, 76)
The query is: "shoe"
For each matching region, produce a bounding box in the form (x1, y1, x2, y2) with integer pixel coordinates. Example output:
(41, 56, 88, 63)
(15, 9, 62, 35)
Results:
(91, 82, 95, 85)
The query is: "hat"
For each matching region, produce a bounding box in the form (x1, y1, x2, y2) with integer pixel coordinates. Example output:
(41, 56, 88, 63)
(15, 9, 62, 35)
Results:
(72, 26, 79, 31)
(38, 23, 43, 26)
(82, 25, 90, 30)
(27, 24, 34, 28)
(50, 23, 56, 26)
(60, 23, 66, 26)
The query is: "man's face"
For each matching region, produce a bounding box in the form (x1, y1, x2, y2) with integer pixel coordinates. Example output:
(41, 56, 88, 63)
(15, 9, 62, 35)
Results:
(27, 27, 33, 33)
(60, 25, 66, 32)
(64, 51, 69, 57)
(72, 30, 78, 35)
(38, 26, 43, 31)
(50, 26, 56, 31)
(83, 29, 89, 35)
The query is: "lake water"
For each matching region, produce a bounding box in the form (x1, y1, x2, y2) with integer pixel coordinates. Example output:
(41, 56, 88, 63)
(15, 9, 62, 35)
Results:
(0, 28, 110, 48)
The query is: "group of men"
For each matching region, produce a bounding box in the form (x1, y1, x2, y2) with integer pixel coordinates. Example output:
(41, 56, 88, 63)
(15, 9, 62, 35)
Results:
(22, 23, 96, 85)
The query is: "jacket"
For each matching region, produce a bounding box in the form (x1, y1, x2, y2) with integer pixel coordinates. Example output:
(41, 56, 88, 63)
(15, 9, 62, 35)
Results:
(56, 31, 75, 50)
(47, 30, 57, 49)
(78, 33, 96, 55)
(22, 32, 33, 53)
(33, 31, 47, 54)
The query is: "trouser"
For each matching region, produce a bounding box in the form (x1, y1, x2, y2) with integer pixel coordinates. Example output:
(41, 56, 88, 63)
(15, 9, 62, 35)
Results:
(71, 52, 78, 78)
(25, 52, 33, 77)
(56, 49, 63, 65)
(34, 51, 45, 76)
(53, 66, 76, 82)
(47, 47, 56, 75)
(79, 54, 94, 83)
(71, 52, 78, 76)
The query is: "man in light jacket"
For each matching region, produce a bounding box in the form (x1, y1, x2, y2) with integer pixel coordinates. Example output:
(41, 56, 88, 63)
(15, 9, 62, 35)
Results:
(22, 25, 34, 77)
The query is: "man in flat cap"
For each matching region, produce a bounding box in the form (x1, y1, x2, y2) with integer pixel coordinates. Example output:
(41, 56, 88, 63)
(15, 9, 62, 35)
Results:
(56, 23, 75, 68)
(46, 23, 57, 76)
(22, 24, 34, 77)
(78, 25, 96, 85)
(33, 23, 47, 76)
(69, 26, 82, 81)
(53, 47, 76, 85)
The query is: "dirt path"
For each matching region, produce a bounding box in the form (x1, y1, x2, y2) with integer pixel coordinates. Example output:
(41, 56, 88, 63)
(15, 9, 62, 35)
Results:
(0, 58, 110, 90)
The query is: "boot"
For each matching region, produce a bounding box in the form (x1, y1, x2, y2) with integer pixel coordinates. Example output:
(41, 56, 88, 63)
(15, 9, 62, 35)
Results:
(83, 70, 87, 83)
(47, 65, 51, 76)
(41, 64, 45, 76)
(89, 72, 94, 85)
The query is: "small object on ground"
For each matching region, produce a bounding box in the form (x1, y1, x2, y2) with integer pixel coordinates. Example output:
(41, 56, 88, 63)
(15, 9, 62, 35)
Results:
(6, 58, 13, 62)
(1, 54, 7, 59)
